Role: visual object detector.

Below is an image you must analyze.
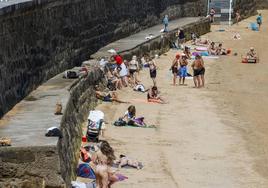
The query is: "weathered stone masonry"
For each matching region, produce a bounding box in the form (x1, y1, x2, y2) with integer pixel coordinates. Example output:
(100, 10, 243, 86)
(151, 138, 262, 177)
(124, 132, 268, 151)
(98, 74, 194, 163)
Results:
(0, 0, 207, 118)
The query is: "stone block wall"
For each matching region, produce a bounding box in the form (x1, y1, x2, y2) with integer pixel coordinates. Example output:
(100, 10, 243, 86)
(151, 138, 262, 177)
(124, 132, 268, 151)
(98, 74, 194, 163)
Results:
(0, 146, 65, 188)
(257, 0, 268, 9)
(0, 0, 207, 118)
(233, 0, 258, 18)
(58, 67, 105, 187)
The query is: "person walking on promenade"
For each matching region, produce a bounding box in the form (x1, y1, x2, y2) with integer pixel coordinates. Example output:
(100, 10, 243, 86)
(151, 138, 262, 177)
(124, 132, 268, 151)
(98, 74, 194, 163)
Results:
(257, 13, 263, 31)
(210, 8, 216, 23)
(163, 15, 169, 32)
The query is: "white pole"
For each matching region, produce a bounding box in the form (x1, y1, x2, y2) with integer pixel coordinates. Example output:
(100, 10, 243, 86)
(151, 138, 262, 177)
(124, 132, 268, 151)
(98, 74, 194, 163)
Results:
(207, 0, 210, 16)
(229, 0, 233, 26)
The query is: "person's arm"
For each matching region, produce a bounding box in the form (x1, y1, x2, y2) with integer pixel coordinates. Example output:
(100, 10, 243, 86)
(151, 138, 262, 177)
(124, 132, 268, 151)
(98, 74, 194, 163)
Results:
(171, 58, 176, 68)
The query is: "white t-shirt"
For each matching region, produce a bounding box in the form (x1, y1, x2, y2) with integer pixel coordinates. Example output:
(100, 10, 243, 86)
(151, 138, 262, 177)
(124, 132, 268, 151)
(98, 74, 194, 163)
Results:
(120, 63, 128, 77)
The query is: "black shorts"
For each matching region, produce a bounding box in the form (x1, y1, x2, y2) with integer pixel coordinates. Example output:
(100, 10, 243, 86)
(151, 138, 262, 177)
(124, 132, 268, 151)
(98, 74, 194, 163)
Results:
(150, 69, 157, 78)
(194, 68, 203, 76)
(129, 69, 136, 75)
(172, 67, 178, 74)
(200, 68, 205, 75)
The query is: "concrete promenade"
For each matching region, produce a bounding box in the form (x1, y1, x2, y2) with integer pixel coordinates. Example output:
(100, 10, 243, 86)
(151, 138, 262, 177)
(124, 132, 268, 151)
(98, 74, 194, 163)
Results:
(0, 16, 205, 147)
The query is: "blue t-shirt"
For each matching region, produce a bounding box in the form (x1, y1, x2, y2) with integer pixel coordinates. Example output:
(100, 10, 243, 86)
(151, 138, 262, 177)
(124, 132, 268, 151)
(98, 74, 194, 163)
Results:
(163, 17, 169, 25)
(257, 16, 262, 24)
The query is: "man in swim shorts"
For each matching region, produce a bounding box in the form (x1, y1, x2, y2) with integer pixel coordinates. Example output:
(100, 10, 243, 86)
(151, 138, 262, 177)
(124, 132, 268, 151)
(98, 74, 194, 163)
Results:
(179, 54, 188, 85)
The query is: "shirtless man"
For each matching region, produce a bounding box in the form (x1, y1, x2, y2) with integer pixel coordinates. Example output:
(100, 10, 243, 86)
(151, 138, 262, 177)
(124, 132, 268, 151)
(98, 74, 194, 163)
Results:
(245, 47, 258, 63)
(179, 54, 188, 85)
(171, 54, 180, 86)
(94, 85, 128, 103)
(192, 55, 205, 88)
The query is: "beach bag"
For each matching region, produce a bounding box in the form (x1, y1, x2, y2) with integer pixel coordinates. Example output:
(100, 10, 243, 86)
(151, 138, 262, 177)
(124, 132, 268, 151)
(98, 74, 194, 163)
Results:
(114, 119, 127, 126)
(77, 164, 96, 179)
(65, 70, 78, 79)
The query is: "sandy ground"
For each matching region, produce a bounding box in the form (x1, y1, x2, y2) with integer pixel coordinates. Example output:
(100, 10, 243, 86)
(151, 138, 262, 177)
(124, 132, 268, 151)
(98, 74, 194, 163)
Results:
(93, 10, 268, 188)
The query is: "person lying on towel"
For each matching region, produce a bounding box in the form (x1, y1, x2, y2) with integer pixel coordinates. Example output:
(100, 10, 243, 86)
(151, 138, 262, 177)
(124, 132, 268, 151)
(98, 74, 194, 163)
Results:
(94, 85, 128, 103)
(147, 86, 167, 104)
(115, 154, 142, 169)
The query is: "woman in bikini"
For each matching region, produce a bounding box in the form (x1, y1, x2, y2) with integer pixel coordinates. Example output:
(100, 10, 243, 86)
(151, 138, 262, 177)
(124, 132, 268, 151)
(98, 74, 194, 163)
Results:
(112, 67, 123, 89)
(148, 58, 157, 86)
(208, 42, 217, 55)
(191, 55, 205, 88)
(171, 54, 180, 86)
(147, 86, 166, 104)
(128, 55, 140, 86)
(91, 141, 117, 188)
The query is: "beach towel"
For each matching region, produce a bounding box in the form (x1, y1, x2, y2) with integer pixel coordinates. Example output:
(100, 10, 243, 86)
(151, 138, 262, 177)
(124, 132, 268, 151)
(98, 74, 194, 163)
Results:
(200, 51, 209, 56)
(113, 162, 143, 169)
(195, 47, 208, 51)
(77, 164, 96, 179)
(250, 23, 259, 31)
(71, 181, 96, 188)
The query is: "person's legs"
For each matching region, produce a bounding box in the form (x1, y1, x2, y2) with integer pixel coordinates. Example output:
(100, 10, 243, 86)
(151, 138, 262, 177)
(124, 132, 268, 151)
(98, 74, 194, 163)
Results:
(152, 78, 156, 86)
(193, 76, 197, 88)
(96, 165, 109, 188)
(173, 73, 177, 86)
(201, 74, 205, 87)
(182, 77, 185, 85)
(179, 77, 182, 85)
(197, 75, 201, 88)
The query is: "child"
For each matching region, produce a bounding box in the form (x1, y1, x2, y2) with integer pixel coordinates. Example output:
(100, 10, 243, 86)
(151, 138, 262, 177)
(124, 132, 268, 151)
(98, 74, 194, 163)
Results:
(115, 155, 142, 169)
(122, 105, 147, 127)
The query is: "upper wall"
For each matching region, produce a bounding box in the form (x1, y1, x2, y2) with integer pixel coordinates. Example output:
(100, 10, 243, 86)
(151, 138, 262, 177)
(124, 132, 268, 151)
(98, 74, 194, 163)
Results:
(0, 0, 207, 119)
(233, 0, 258, 18)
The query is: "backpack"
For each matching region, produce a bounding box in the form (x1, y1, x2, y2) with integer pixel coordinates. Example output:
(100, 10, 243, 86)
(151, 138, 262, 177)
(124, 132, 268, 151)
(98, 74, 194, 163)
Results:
(64, 70, 78, 79)
(77, 164, 96, 179)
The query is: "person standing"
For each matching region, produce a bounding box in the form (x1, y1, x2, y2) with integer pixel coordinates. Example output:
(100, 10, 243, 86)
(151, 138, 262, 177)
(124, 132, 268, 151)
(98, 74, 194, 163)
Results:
(191, 55, 205, 88)
(171, 54, 180, 86)
(129, 55, 140, 86)
(177, 29, 185, 49)
(148, 58, 157, 86)
(257, 13, 262, 31)
(163, 15, 169, 32)
(210, 8, 216, 23)
(179, 54, 188, 85)
(235, 11, 241, 25)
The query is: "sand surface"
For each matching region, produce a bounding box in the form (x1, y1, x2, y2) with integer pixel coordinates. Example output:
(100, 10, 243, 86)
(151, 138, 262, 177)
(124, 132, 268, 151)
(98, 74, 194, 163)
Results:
(93, 11, 268, 188)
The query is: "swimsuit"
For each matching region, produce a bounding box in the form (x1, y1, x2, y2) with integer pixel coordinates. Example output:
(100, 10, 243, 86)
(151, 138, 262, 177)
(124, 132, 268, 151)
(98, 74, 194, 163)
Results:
(179, 66, 187, 78)
(150, 69, 157, 78)
(103, 94, 112, 102)
(172, 66, 178, 74)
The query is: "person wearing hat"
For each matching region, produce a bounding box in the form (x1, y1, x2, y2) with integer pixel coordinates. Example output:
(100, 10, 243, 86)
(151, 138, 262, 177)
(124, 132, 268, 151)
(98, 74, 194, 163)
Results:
(170, 54, 180, 86)
(179, 54, 188, 85)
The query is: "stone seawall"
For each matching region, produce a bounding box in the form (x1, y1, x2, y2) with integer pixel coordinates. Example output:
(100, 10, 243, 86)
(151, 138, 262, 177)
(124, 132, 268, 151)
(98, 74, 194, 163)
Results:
(0, 0, 207, 118)
(58, 67, 105, 187)
(233, 0, 258, 18)
(0, 146, 65, 188)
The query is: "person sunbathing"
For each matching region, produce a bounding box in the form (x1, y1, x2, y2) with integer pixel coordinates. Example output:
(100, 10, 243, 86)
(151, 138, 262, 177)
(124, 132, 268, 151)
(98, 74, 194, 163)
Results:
(183, 46, 191, 59)
(115, 155, 141, 169)
(208, 42, 217, 55)
(246, 47, 257, 60)
(94, 85, 128, 103)
(193, 37, 210, 46)
(147, 86, 166, 104)
(216, 43, 227, 55)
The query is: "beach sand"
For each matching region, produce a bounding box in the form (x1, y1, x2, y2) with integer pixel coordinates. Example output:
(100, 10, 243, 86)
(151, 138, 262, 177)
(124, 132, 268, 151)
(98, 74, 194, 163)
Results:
(94, 10, 268, 188)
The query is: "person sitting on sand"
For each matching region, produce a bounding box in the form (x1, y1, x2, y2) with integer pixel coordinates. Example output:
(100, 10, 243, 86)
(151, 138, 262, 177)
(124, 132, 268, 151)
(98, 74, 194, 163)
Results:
(183, 46, 191, 59)
(115, 155, 141, 169)
(171, 54, 180, 86)
(191, 55, 205, 88)
(208, 42, 217, 55)
(247, 47, 257, 60)
(94, 85, 128, 103)
(179, 54, 188, 85)
(216, 43, 227, 55)
(122, 105, 147, 127)
(112, 67, 123, 89)
(147, 86, 166, 104)
(91, 141, 119, 188)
